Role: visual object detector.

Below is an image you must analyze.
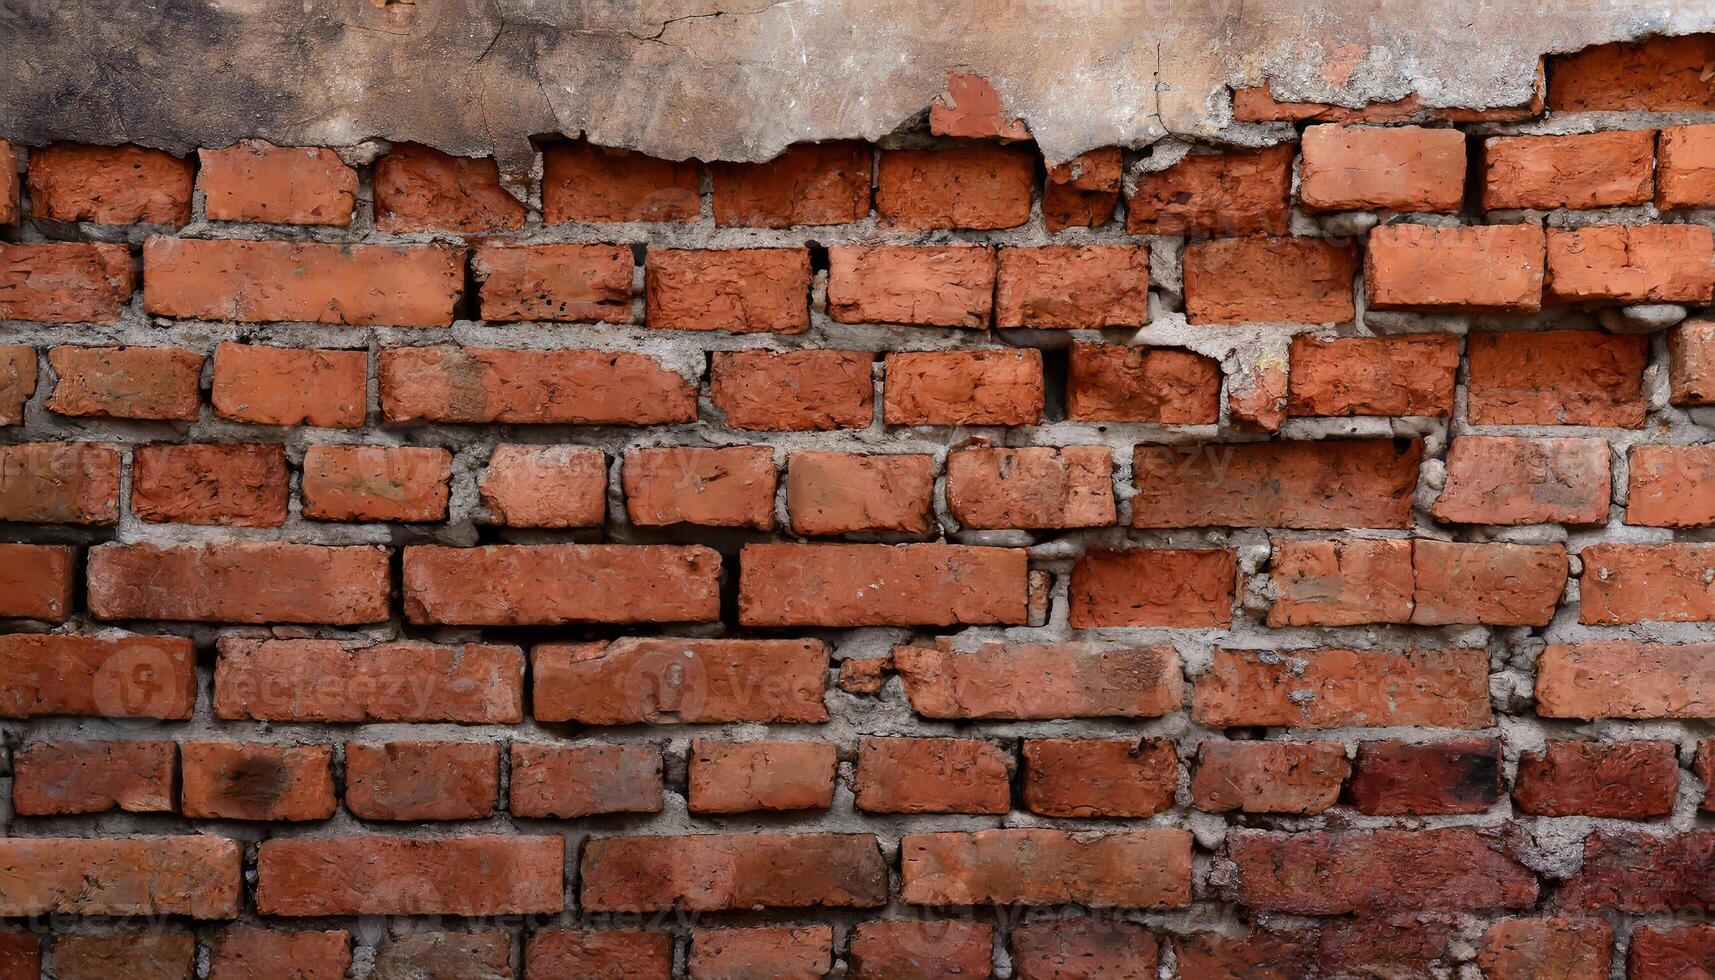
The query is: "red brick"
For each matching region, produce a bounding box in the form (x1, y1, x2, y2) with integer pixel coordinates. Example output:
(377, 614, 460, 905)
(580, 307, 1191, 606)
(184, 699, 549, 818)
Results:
(827, 244, 996, 327)
(1183, 235, 1357, 325)
(1067, 548, 1235, 628)
(1365, 223, 1545, 313)
(0, 344, 37, 424)
(373, 143, 524, 232)
(1512, 739, 1678, 818)
(50, 932, 195, 980)
(132, 443, 289, 526)
(581, 833, 886, 911)
(1658, 124, 1715, 210)
(208, 927, 353, 980)
(403, 543, 719, 625)
(510, 742, 661, 818)
(347, 741, 501, 820)
(995, 245, 1149, 328)
(1226, 355, 1288, 433)
(1478, 918, 1610, 980)
(893, 641, 1184, 720)
(379, 345, 696, 425)
(622, 445, 776, 529)
(0, 139, 14, 224)
(710, 348, 874, 431)
(849, 921, 991, 980)
(0, 632, 195, 720)
(645, 247, 809, 333)
(1466, 329, 1648, 427)
(1066, 343, 1221, 423)
(1225, 828, 1537, 914)
(181, 741, 336, 821)
(27, 144, 192, 224)
(1631, 925, 1715, 980)
(739, 542, 1025, 626)
(528, 931, 672, 980)
(1132, 439, 1421, 529)
(472, 243, 632, 322)
(1547, 34, 1715, 110)
(947, 444, 1114, 529)
(198, 140, 357, 225)
(45, 344, 202, 421)
(543, 142, 699, 222)
(1581, 542, 1715, 623)
(1044, 147, 1122, 231)
(1432, 435, 1611, 525)
(373, 932, 512, 980)
(0, 242, 135, 322)
(211, 342, 367, 428)
(1559, 830, 1715, 913)
(1126, 145, 1292, 236)
(1630, 444, 1715, 527)
(479, 444, 606, 527)
(785, 451, 934, 535)
(213, 638, 524, 723)
(1191, 740, 1350, 815)
(688, 740, 836, 813)
(1234, 84, 1543, 124)
(690, 926, 831, 980)
(1699, 741, 1715, 811)
(0, 836, 241, 917)
(1409, 539, 1568, 626)
(11, 739, 175, 815)
(1346, 738, 1502, 815)
(1548, 223, 1715, 303)
(0, 442, 117, 524)
(1266, 537, 1414, 627)
(144, 237, 463, 326)
(0, 543, 75, 620)
(1300, 124, 1466, 212)
(900, 828, 1192, 908)
(1317, 919, 1457, 978)
(1174, 930, 1315, 980)
(87, 541, 391, 624)
(301, 444, 452, 522)
(1286, 334, 1459, 417)
(710, 141, 870, 227)
(533, 637, 827, 724)
(884, 348, 1044, 425)
(1012, 918, 1160, 980)
(0, 935, 36, 980)
(1483, 131, 1655, 210)
(930, 72, 1029, 138)
(257, 835, 563, 916)
(1537, 641, 1715, 719)
(854, 736, 1011, 814)
(876, 144, 1033, 229)
(1672, 319, 1715, 405)
(1193, 647, 1492, 729)
(1021, 737, 1178, 818)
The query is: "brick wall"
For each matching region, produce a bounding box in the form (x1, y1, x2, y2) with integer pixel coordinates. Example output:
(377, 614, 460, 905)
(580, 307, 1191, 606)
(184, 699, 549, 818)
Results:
(1, 33, 1715, 979)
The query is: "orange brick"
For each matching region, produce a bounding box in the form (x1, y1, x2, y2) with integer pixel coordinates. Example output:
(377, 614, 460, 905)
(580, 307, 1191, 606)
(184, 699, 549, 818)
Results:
(0, 442, 120, 524)
(892, 642, 1184, 720)
(995, 245, 1149, 328)
(1547, 34, 1715, 110)
(87, 541, 391, 624)
(1131, 439, 1421, 529)
(1287, 334, 1460, 417)
(1580, 543, 1715, 624)
(478, 444, 607, 528)
(1183, 235, 1358, 324)
(11, 740, 175, 815)
(533, 638, 828, 725)
(1432, 435, 1611, 525)
(1267, 537, 1414, 627)
(301, 444, 452, 522)
(208, 927, 353, 980)
(543, 142, 699, 222)
(854, 736, 1011, 814)
(876, 144, 1033, 229)
(1013, 920, 1160, 979)
(211, 342, 367, 428)
(785, 451, 935, 535)
(403, 544, 720, 625)
(1409, 540, 1568, 627)
(198, 140, 358, 225)
(0, 344, 37, 424)
(1126, 145, 1292, 236)
(46, 344, 202, 421)
(1066, 343, 1221, 423)
(1301, 125, 1466, 212)
(510, 742, 661, 818)
(1628, 444, 1715, 527)
(0, 837, 240, 918)
(0, 139, 15, 224)
(1536, 641, 1715, 719)
(688, 740, 837, 813)
(380, 346, 696, 425)
(0, 632, 196, 720)
(710, 141, 871, 227)
(213, 638, 523, 724)
(738, 542, 1027, 627)
(0, 242, 136, 323)
(1546, 225, 1715, 303)
(646, 248, 810, 332)
(27, 144, 193, 224)
(1044, 147, 1121, 230)
(900, 828, 1192, 907)
(472, 243, 632, 322)
(1365, 223, 1545, 313)
(0, 543, 75, 621)
(132, 443, 290, 526)
(1466, 330, 1648, 427)
(1483, 131, 1656, 209)
(372, 143, 525, 233)
(623, 445, 776, 530)
(581, 834, 885, 913)
(528, 932, 673, 980)
(1672, 320, 1715, 405)
(710, 349, 874, 431)
(883, 348, 1043, 425)
(1067, 548, 1236, 628)
(257, 836, 562, 916)
(827, 245, 996, 328)
(1022, 737, 1179, 817)
(946, 445, 1114, 529)
(1193, 647, 1493, 728)
(690, 926, 833, 980)
(180, 741, 336, 821)
(1192, 740, 1350, 814)
(1658, 124, 1715, 210)
(347, 741, 501, 820)
(850, 921, 992, 979)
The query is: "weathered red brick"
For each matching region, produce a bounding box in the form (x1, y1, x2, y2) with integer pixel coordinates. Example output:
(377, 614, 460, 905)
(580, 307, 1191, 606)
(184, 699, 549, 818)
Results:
(1547, 34, 1715, 110)
(581, 833, 886, 911)
(827, 245, 996, 328)
(542, 142, 700, 222)
(1658, 124, 1715, 210)
(1183, 236, 1358, 325)
(876, 144, 1033, 229)
(533, 637, 827, 725)
(1466, 329, 1648, 427)
(1629, 444, 1715, 527)
(27, 144, 193, 224)
(0, 836, 241, 917)
(1672, 319, 1715, 406)
(1126, 145, 1292, 236)
(1559, 830, 1715, 913)
(403, 543, 718, 625)
(1021, 737, 1178, 818)
(373, 932, 513, 980)
(646, 248, 810, 333)
(132, 443, 289, 526)
(1286, 334, 1459, 417)
(688, 740, 837, 813)
(1067, 548, 1236, 628)
(1409, 539, 1568, 626)
(527, 931, 673, 980)
(1132, 439, 1421, 529)
(45, 344, 202, 421)
(1174, 930, 1316, 980)
(0, 442, 118, 524)
(0, 543, 75, 620)
(1512, 739, 1678, 818)
(0, 632, 195, 720)
(739, 542, 1027, 626)
(143, 237, 463, 326)
(213, 638, 524, 723)
(710, 348, 874, 431)
(623, 445, 776, 529)
(0, 344, 37, 424)
(1346, 738, 1503, 815)
(995, 245, 1149, 328)
(180, 741, 336, 821)
(0, 139, 15, 225)
(11, 740, 175, 815)
(347, 741, 501, 820)
(929, 72, 1029, 138)
(849, 921, 991, 980)
(87, 541, 391, 624)
(1044, 147, 1121, 230)
(472, 243, 632, 322)
(893, 642, 1184, 720)
(1191, 740, 1350, 815)
(1581, 542, 1715, 623)
(373, 143, 525, 232)
(301, 444, 452, 522)
(379, 345, 696, 425)
(1483, 131, 1656, 210)
(0, 242, 135, 322)
(709, 141, 870, 227)
(1012, 918, 1160, 980)
(1300, 124, 1466, 212)
(1365, 223, 1545, 313)
(1066, 342, 1221, 423)
(1432, 435, 1611, 525)
(198, 140, 357, 225)
(1267, 537, 1414, 627)
(690, 925, 832, 980)
(785, 451, 934, 535)
(854, 736, 1012, 814)
(509, 742, 661, 818)
(1478, 918, 1611, 980)
(1547, 224, 1715, 303)
(207, 927, 352, 980)
(478, 444, 607, 528)
(1225, 828, 1537, 913)
(211, 342, 367, 428)
(1193, 647, 1492, 729)
(1631, 925, 1715, 980)
(257, 835, 563, 916)
(50, 932, 196, 980)
(946, 444, 1114, 529)
(901, 828, 1192, 908)
(1537, 641, 1715, 719)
